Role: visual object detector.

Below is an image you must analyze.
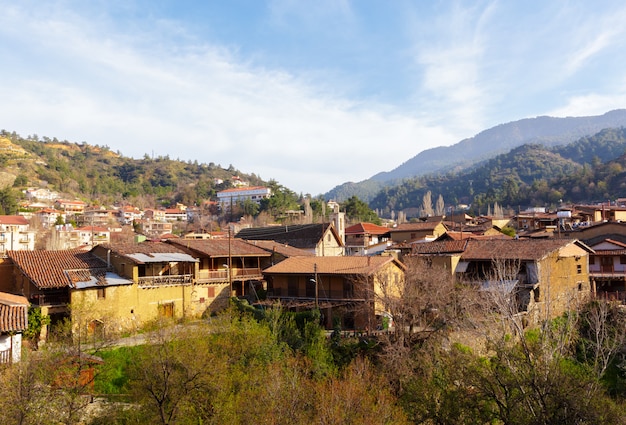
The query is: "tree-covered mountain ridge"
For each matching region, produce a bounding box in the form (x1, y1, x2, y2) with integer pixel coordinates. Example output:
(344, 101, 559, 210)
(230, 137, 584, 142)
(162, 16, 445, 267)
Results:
(0, 131, 270, 208)
(326, 109, 626, 202)
(369, 127, 626, 217)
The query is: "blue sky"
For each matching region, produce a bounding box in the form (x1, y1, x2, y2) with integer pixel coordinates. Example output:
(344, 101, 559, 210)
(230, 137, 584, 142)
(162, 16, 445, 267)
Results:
(1, 1, 626, 196)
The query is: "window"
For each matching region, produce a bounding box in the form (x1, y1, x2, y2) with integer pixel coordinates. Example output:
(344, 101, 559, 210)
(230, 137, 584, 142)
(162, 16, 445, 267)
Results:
(288, 276, 298, 297)
(158, 302, 174, 318)
(577, 264, 582, 274)
(97, 287, 106, 300)
(343, 280, 353, 298)
(306, 276, 316, 298)
(620, 256, 626, 265)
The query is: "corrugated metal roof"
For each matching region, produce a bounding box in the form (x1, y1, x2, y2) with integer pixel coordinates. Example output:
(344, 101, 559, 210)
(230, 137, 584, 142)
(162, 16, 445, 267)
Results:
(126, 252, 198, 263)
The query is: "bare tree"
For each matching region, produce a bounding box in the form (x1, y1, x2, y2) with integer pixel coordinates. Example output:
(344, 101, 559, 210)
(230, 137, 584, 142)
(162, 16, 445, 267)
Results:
(421, 191, 434, 217)
(435, 194, 445, 216)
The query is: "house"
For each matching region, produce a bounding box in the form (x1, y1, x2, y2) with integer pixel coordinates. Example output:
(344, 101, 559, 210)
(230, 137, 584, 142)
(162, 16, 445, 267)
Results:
(76, 226, 111, 246)
(0, 215, 36, 254)
(216, 186, 272, 212)
(116, 205, 143, 225)
(411, 238, 592, 323)
(81, 207, 117, 227)
(388, 221, 448, 244)
(8, 242, 201, 337)
(35, 208, 63, 228)
(54, 199, 86, 219)
(24, 187, 59, 201)
(168, 238, 271, 305)
(135, 219, 173, 238)
(344, 222, 392, 256)
(143, 209, 166, 222)
(0, 292, 28, 363)
(236, 222, 345, 256)
(262, 256, 406, 330)
(7, 249, 131, 336)
(90, 242, 201, 321)
(575, 204, 626, 223)
(585, 238, 626, 299)
(164, 208, 188, 222)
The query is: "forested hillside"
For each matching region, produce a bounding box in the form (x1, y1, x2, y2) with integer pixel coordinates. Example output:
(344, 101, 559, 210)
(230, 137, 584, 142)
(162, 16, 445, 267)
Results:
(0, 131, 268, 207)
(369, 127, 626, 217)
(326, 109, 626, 202)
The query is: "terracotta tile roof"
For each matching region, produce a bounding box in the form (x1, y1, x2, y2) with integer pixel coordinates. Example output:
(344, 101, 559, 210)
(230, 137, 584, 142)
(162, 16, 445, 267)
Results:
(411, 240, 468, 255)
(345, 222, 391, 235)
(0, 215, 29, 225)
(460, 239, 584, 261)
(390, 222, 444, 232)
(8, 249, 108, 289)
(0, 292, 28, 333)
(168, 238, 271, 258)
(236, 223, 337, 249)
(243, 240, 315, 257)
(263, 255, 404, 275)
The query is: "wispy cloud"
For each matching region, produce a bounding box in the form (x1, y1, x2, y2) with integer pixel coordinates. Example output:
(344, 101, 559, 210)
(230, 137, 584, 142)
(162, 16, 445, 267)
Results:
(0, 2, 456, 195)
(1, 1, 625, 195)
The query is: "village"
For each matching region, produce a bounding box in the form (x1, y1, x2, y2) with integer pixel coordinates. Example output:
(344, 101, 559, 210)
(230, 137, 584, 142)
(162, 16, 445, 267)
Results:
(1, 178, 626, 365)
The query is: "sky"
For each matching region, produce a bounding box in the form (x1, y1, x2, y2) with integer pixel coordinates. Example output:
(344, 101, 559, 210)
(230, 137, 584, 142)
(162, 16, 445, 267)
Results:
(1, 1, 626, 196)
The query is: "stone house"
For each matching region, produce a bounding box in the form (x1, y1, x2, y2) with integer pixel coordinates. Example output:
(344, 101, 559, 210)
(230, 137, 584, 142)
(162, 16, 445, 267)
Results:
(411, 238, 592, 323)
(236, 222, 345, 256)
(262, 255, 406, 330)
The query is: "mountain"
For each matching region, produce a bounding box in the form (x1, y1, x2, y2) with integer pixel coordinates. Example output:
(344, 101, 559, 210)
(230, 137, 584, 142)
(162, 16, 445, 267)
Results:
(368, 127, 626, 217)
(325, 109, 626, 202)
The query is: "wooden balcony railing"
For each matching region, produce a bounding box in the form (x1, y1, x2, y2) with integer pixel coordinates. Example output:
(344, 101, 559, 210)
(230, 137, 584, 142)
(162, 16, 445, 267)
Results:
(137, 274, 193, 287)
(31, 292, 70, 306)
(197, 268, 262, 282)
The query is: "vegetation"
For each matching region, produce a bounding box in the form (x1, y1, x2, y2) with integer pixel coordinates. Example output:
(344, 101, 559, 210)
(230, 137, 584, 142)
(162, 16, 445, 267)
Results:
(0, 131, 267, 208)
(2, 259, 626, 424)
(370, 127, 626, 218)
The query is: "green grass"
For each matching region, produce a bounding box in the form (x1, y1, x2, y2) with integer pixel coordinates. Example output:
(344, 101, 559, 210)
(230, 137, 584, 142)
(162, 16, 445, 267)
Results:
(94, 345, 144, 394)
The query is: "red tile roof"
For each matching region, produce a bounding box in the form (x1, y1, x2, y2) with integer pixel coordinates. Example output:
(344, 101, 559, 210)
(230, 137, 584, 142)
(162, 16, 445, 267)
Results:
(411, 240, 469, 255)
(460, 239, 587, 261)
(263, 256, 404, 275)
(8, 249, 108, 289)
(168, 239, 271, 258)
(345, 222, 391, 235)
(0, 215, 29, 225)
(0, 292, 28, 333)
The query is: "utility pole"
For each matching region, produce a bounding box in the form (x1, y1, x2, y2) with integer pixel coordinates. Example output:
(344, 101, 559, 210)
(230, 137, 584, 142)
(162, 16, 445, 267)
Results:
(314, 263, 318, 309)
(228, 225, 233, 296)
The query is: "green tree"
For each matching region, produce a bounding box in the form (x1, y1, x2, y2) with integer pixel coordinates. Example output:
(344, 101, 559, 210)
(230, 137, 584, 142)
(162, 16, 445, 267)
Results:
(341, 196, 381, 225)
(0, 187, 18, 215)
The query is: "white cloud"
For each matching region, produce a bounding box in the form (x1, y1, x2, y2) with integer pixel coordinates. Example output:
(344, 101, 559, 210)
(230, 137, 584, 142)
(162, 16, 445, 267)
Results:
(0, 2, 455, 195)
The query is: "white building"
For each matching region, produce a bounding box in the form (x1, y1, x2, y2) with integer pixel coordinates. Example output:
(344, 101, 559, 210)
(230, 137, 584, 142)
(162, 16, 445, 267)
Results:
(216, 186, 272, 212)
(0, 216, 35, 254)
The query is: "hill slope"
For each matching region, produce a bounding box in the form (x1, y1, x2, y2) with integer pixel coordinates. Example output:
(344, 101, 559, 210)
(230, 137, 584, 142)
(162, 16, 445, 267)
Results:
(326, 109, 626, 202)
(0, 131, 269, 207)
(369, 127, 626, 217)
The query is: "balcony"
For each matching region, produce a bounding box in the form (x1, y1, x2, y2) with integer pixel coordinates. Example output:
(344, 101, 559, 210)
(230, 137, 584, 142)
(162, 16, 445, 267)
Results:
(138, 274, 193, 287)
(31, 292, 70, 306)
(197, 268, 262, 283)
